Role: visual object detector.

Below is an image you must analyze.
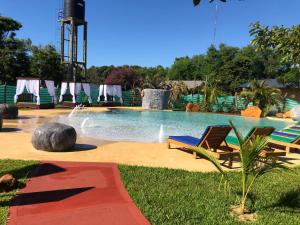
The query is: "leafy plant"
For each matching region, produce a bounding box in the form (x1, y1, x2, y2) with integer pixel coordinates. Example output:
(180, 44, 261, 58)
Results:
(192, 121, 286, 215)
(167, 81, 189, 109)
(250, 22, 300, 70)
(200, 76, 224, 112)
(240, 80, 282, 116)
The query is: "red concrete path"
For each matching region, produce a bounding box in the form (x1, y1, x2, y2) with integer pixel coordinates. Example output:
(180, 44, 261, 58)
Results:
(8, 161, 151, 225)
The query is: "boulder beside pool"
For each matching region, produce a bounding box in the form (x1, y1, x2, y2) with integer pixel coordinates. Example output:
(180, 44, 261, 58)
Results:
(32, 123, 77, 152)
(0, 104, 19, 119)
(142, 89, 170, 110)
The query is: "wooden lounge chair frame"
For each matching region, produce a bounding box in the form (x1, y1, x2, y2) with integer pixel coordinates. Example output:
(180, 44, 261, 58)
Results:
(228, 127, 286, 162)
(268, 137, 300, 154)
(167, 126, 239, 168)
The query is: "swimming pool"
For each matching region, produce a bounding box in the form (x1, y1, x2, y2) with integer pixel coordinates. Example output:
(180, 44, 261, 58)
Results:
(55, 110, 294, 143)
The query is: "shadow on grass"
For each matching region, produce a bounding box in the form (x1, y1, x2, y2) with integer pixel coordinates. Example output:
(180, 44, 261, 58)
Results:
(1, 164, 38, 180)
(10, 187, 94, 206)
(29, 163, 66, 178)
(265, 188, 300, 213)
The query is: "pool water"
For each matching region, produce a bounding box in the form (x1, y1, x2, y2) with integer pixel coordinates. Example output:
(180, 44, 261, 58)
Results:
(55, 110, 294, 143)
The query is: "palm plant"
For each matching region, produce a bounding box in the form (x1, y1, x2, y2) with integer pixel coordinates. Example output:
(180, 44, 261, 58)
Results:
(240, 80, 283, 117)
(192, 121, 285, 215)
(168, 81, 189, 108)
(142, 74, 166, 90)
(200, 77, 224, 112)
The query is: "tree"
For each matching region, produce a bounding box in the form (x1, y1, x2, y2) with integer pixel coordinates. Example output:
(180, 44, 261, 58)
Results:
(140, 66, 168, 89)
(240, 80, 282, 116)
(30, 44, 65, 83)
(86, 65, 114, 84)
(277, 69, 300, 89)
(0, 16, 31, 84)
(0, 16, 22, 45)
(167, 57, 193, 80)
(250, 22, 300, 71)
(105, 68, 143, 90)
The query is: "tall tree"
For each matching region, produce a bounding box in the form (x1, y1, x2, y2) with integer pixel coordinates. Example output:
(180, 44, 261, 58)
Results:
(250, 22, 300, 71)
(30, 44, 65, 83)
(0, 16, 31, 84)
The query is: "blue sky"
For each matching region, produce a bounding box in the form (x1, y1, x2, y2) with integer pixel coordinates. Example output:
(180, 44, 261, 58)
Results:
(1, 0, 300, 67)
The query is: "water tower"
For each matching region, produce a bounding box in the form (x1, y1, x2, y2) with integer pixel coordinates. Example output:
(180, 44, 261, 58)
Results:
(60, 0, 87, 82)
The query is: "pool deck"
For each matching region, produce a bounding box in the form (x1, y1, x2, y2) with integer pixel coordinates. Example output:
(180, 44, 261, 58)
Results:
(1, 107, 300, 172)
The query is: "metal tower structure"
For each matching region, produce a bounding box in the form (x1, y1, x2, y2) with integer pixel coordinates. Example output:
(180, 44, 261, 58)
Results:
(60, 0, 87, 82)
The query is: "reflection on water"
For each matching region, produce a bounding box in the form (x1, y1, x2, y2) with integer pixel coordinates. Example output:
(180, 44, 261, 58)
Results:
(54, 110, 295, 143)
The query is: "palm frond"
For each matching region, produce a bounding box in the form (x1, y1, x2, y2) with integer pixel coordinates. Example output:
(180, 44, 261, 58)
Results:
(192, 146, 231, 194)
(229, 120, 244, 147)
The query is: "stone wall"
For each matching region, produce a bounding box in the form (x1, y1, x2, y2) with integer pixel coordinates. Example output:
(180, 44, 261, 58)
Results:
(142, 89, 170, 110)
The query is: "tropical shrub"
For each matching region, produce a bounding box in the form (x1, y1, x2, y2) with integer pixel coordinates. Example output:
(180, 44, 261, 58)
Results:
(240, 80, 282, 116)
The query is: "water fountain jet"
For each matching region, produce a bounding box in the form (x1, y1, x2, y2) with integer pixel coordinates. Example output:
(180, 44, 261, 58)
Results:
(159, 124, 165, 143)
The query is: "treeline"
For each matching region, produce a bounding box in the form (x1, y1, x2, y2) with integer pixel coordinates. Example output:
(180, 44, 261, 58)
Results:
(1, 15, 299, 94)
(87, 44, 300, 94)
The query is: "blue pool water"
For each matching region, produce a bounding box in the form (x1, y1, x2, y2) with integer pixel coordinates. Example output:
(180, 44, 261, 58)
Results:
(55, 110, 294, 143)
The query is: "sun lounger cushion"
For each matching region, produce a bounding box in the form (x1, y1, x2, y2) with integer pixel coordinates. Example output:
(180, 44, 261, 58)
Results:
(272, 131, 299, 139)
(169, 125, 231, 147)
(169, 136, 201, 146)
(284, 128, 300, 135)
(291, 126, 300, 130)
(225, 136, 239, 146)
(226, 126, 274, 146)
(270, 135, 296, 143)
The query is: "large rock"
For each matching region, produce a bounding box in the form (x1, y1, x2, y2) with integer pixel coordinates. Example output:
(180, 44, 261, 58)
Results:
(0, 174, 17, 192)
(186, 103, 200, 112)
(142, 89, 170, 110)
(0, 104, 18, 119)
(32, 123, 77, 152)
(241, 106, 262, 118)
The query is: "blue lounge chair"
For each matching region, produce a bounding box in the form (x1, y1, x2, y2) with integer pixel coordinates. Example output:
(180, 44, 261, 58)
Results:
(167, 126, 238, 167)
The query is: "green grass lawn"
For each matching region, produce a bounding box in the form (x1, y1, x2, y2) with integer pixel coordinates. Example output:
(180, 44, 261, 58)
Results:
(0, 160, 37, 225)
(120, 165, 300, 225)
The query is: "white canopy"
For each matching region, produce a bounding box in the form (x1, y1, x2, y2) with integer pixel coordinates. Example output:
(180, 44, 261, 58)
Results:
(45, 80, 57, 104)
(98, 85, 123, 103)
(14, 79, 40, 105)
(59, 82, 92, 104)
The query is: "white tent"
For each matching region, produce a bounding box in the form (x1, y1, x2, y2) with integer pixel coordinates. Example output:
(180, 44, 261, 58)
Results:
(59, 82, 92, 104)
(14, 78, 57, 105)
(98, 85, 123, 103)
